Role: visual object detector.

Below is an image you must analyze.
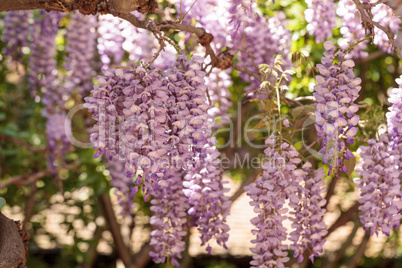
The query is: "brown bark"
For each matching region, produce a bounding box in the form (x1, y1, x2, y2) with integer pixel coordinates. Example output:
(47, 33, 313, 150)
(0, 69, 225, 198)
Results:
(0, 0, 156, 14)
(0, 212, 29, 268)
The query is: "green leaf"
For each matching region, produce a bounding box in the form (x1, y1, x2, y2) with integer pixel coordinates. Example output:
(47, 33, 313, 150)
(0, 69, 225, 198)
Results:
(0, 197, 6, 209)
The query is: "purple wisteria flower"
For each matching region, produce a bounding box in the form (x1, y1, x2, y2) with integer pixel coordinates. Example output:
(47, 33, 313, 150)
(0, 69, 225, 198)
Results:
(149, 168, 189, 267)
(371, 3, 401, 53)
(386, 76, 402, 153)
(85, 56, 231, 265)
(305, 0, 336, 43)
(29, 11, 70, 173)
(354, 134, 402, 236)
(65, 11, 98, 96)
(44, 111, 71, 172)
(228, 0, 255, 43)
(237, 12, 292, 94)
(184, 137, 231, 253)
(2, 10, 32, 63)
(106, 155, 137, 215)
(289, 163, 327, 263)
(314, 41, 361, 175)
(97, 14, 125, 68)
(337, 0, 368, 59)
(29, 11, 63, 96)
(206, 68, 233, 128)
(245, 134, 328, 267)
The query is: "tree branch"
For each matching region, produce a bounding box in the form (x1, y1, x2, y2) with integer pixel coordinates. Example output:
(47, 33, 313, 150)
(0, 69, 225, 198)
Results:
(0, 170, 52, 190)
(0, 212, 28, 268)
(98, 194, 135, 268)
(353, 0, 402, 59)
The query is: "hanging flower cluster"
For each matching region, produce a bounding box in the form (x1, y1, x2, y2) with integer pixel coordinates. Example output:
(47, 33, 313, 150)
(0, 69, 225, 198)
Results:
(149, 168, 189, 267)
(85, 55, 230, 266)
(184, 138, 231, 253)
(386, 76, 402, 153)
(28, 11, 71, 172)
(336, 0, 368, 59)
(289, 163, 327, 263)
(314, 41, 361, 175)
(245, 134, 327, 267)
(97, 14, 126, 68)
(2, 10, 32, 63)
(65, 11, 98, 96)
(304, 0, 336, 43)
(238, 12, 292, 94)
(29, 11, 63, 96)
(354, 134, 402, 236)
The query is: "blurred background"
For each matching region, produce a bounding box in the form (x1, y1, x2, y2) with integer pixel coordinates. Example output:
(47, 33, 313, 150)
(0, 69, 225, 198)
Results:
(1, 1, 402, 267)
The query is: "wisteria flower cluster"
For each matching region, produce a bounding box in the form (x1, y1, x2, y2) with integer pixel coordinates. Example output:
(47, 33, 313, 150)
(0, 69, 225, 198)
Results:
(228, 0, 255, 43)
(2, 10, 32, 63)
(97, 14, 126, 68)
(304, 0, 336, 43)
(29, 11, 63, 97)
(237, 12, 292, 94)
(354, 134, 402, 236)
(65, 11, 98, 95)
(106, 155, 137, 214)
(85, 55, 230, 266)
(337, 0, 368, 59)
(245, 134, 327, 267)
(386, 76, 402, 153)
(149, 168, 189, 267)
(97, 13, 177, 70)
(28, 11, 73, 172)
(184, 138, 231, 253)
(289, 163, 327, 263)
(314, 41, 361, 175)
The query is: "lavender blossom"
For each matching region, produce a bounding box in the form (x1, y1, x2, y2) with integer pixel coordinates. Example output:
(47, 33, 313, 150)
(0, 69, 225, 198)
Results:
(289, 163, 327, 263)
(2, 10, 32, 63)
(314, 41, 361, 175)
(65, 11, 98, 96)
(238, 12, 292, 94)
(183, 138, 231, 253)
(337, 0, 368, 59)
(304, 0, 336, 43)
(354, 134, 402, 236)
(107, 155, 137, 215)
(372, 3, 401, 53)
(245, 135, 300, 268)
(45, 111, 71, 171)
(149, 169, 189, 267)
(29, 11, 63, 96)
(97, 14, 125, 68)
(386, 76, 402, 152)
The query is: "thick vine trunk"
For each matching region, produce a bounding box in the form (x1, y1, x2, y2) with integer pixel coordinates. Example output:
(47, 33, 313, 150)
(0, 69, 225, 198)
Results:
(0, 0, 157, 14)
(0, 212, 29, 268)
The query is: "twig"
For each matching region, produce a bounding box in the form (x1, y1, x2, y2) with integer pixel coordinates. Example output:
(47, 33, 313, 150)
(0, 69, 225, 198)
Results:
(0, 170, 52, 190)
(324, 202, 360, 239)
(229, 168, 261, 204)
(345, 230, 371, 268)
(23, 183, 37, 230)
(98, 194, 135, 268)
(0, 135, 46, 153)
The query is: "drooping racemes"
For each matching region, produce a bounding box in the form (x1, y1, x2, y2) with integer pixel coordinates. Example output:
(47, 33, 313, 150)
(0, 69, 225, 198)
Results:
(84, 55, 230, 266)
